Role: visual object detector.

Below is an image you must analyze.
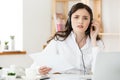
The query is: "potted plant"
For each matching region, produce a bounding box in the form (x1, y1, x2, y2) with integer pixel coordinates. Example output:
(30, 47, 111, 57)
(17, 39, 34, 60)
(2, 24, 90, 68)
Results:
(10, 36, 15, 40)
(7, 72, 16, 80)
(4, 41, 9, 50)
(7, 72, 16, 76)
(10, 36, 15, 50)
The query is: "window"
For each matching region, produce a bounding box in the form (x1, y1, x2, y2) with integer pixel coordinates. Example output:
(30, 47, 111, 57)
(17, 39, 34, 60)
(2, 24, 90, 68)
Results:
(0, 0, 23, 51)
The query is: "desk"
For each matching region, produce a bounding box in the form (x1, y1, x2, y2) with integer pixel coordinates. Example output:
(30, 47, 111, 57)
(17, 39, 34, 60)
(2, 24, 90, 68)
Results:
(0, 51, 26, 55)
(0, 74, 92, 80)
(50, 74, 92, 80)
(21, 74, 92, 80)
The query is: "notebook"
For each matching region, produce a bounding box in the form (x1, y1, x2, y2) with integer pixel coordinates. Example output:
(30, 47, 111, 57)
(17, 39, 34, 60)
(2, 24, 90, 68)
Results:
(92, 52, 120, 80)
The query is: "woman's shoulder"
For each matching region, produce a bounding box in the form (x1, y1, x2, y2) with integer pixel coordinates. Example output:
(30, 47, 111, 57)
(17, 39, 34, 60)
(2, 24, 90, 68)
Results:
(87, 36, 104, 47)
(47, 32, 73, 46)
(47, 38, 65, 46)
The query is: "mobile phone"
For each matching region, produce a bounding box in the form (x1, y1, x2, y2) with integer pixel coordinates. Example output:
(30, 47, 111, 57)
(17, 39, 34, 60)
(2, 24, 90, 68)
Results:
(92, 26, 95, 31)
(40, 76, 50, 80)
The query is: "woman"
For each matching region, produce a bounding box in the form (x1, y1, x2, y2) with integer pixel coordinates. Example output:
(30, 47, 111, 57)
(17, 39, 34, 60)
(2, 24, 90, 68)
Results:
(32, 3, 104, 75)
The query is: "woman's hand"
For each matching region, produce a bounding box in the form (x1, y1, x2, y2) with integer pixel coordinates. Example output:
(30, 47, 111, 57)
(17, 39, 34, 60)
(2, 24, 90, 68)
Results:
(38, 66, 52, 75)
(90, 20, 100, 46)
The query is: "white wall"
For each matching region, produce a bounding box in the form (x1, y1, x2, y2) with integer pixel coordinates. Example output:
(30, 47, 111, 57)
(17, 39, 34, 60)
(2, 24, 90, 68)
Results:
(102, 0, 120, 33)
(102, 0, 120, 52)
(23, 0, 51, 53)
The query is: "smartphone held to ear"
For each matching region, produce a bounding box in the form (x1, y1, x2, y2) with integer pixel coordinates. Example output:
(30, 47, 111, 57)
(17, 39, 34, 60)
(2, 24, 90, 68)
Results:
(92, 26, 95, 31)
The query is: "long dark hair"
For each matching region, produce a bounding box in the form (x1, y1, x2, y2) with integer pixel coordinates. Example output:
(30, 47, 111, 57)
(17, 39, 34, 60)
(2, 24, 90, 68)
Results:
(47, 3, 101, 43)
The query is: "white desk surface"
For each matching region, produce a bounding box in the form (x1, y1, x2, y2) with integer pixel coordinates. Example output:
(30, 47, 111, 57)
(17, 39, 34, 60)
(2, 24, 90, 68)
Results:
(0, 74, 92, 80)
(21, 74, 92, 80)
(50, 74, 92, 80)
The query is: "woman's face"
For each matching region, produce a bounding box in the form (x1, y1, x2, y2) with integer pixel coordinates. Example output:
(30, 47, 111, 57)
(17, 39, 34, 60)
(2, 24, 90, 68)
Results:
(71, 8, 90, 34)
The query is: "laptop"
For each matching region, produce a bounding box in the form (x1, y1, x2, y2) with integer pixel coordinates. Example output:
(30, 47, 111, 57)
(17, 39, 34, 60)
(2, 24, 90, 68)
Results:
(92, 52, 120, 80)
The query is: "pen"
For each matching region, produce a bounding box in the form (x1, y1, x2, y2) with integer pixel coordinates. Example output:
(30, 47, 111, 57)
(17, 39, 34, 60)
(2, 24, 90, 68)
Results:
(40, 76, 50, 80)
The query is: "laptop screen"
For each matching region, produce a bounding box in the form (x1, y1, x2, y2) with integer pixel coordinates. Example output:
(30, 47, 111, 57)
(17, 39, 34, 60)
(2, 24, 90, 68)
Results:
(92, 52, 120, 80)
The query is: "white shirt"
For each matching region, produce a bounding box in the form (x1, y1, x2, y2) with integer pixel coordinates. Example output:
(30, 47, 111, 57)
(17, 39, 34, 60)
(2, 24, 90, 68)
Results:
(31, 31, 104, 74)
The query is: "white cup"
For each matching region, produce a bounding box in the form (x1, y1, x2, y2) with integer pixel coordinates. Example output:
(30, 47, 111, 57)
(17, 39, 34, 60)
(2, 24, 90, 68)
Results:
(25, 68, 36, 80)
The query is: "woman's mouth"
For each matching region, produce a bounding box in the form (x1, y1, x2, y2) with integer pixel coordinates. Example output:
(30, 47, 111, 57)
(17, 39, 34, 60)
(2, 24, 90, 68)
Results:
(77, 25, 83, 28)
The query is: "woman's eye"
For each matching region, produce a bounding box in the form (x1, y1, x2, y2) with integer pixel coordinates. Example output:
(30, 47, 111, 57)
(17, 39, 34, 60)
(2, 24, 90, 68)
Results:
(74, 16, 79, 19)
(83, 17, 88, 20)
(74, 15, 79, 19)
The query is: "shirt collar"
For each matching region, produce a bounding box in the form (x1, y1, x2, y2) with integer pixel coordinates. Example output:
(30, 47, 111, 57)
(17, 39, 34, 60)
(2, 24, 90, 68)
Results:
(70, 31, 90, 50)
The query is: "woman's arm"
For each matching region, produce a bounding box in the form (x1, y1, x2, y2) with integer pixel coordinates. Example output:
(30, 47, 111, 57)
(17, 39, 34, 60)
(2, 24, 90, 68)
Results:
(30, 39, 58, 75)
(90, 20, 100, 47)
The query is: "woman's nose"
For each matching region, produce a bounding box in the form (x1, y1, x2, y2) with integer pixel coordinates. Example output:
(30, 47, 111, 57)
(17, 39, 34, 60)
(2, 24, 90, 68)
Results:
(78, 18, 83, 24)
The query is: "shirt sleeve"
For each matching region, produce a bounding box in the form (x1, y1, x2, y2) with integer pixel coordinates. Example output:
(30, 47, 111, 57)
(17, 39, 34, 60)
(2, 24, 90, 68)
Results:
(30, 39, 58, 74)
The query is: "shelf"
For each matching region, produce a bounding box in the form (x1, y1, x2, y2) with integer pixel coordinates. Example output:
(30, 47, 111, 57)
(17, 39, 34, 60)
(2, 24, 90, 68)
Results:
(56, 0, 68, 2)
(99, 33, 120, 36)
(0, 51, 26, 55)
